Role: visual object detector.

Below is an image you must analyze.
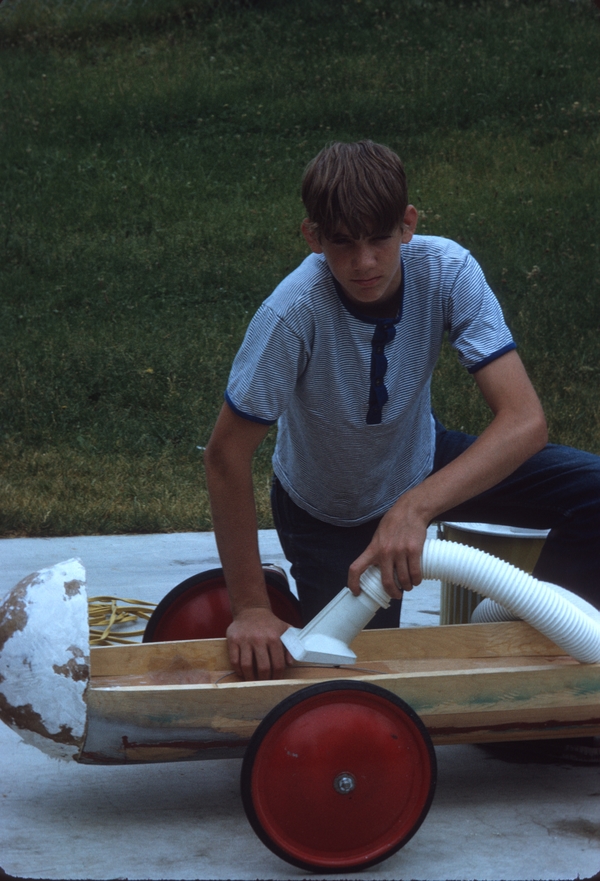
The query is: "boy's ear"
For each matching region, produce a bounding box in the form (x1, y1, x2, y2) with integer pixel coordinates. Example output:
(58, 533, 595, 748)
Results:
(301, 219, 323, 254)
(401, 205, 419, 243)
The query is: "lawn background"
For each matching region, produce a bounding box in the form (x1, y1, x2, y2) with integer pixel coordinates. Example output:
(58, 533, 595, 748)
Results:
(1, 0, 599, 537)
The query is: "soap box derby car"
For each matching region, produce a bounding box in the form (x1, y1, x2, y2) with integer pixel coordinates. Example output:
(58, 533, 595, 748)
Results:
(1, 546, 599, 874)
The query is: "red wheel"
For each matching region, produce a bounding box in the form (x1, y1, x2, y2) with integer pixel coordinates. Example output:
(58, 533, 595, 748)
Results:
(142, 565, 302, 642)
(241, 681, 436, 873)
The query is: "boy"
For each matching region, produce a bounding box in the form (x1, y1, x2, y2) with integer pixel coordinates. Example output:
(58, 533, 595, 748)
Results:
(205, 140, 600, 681)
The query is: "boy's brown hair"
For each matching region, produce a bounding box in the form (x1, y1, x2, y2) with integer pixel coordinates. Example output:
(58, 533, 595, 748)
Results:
(301, 140, 408, 241)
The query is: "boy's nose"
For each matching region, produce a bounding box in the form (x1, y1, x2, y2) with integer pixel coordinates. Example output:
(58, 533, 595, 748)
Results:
(353, 242, 377, 269)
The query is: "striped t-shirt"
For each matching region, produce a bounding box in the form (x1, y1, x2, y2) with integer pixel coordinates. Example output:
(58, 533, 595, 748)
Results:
(226, 235, 515, 526)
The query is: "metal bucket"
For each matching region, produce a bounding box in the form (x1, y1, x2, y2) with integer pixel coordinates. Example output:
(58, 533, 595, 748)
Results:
(438, 522, 549, 625)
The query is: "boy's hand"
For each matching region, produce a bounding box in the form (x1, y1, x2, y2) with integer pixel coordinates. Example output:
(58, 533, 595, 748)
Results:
(347, 497, 429, 598)
(226, 607, 293, 681)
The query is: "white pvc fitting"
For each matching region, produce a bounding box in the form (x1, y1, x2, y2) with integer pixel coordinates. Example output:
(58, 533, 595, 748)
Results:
(281, 566, 390, 665)
(422, 539, 600, 664)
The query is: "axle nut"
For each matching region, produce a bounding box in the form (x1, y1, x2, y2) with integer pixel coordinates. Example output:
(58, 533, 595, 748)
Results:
(333, 772, 356, 794)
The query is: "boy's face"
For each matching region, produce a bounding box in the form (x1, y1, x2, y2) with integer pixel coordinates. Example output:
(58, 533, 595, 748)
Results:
(301, 206, 418, 312)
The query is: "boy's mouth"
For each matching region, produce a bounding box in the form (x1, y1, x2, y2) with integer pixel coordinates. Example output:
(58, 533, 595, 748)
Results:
(352, 276, 382, 288)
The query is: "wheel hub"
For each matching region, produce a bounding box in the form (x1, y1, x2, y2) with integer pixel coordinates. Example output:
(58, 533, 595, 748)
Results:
(333, 772, 356, 794)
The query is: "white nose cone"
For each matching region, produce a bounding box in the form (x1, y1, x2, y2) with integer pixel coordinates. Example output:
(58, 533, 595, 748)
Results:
(0, 559, 89, 760)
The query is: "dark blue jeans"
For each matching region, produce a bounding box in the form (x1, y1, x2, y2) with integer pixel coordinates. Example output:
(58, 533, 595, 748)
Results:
(271, 419, 600, 626)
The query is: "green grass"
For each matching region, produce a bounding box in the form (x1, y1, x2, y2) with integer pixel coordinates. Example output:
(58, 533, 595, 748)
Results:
(1, 0, 599, 536)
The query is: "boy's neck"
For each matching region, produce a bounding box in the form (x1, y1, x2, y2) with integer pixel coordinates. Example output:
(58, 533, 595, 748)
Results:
(353, 285, 401, 319)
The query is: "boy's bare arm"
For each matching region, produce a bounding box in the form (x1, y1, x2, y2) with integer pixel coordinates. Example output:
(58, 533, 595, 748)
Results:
(348, 350, 548, 597)
(204, 404, 290, 680)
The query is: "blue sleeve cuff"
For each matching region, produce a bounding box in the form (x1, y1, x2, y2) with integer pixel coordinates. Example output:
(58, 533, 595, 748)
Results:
(224, 390, 277, 426)
(467, 343, 517, 374)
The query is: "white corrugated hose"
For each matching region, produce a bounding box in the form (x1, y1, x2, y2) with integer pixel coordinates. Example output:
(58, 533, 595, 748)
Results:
(421, 539, 600, 664)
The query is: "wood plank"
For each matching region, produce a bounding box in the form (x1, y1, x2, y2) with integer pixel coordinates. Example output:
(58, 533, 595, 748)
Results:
(90, 636, 231, 678)
(87, 661, 600, 732)
(351, 621, 564, 661)
(425, 704, 600, 744)
(81, 686, 600, 763)
(365, 664, 600, 717)
(91, 653, 579, 689)
(89, 620, 564, 681)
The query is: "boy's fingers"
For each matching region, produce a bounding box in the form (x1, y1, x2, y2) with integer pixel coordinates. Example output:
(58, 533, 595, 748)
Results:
(229, 631, 293, 680)
(388, 551, 422, 594)
(268, 641, 287, 680)
(228, 640, 241, 677)
(248, 644, 272, 681)
(408, 553, 423, 588)
(380, 559, 406, 596)
(233, 641, 275, 681)
(226, 612, 291, 680)
(350, 548, 422, 598)
(347, 552, 372, 595)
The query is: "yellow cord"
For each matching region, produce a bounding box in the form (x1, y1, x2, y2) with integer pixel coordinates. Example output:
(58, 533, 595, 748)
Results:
(88, 596, 157, 646)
